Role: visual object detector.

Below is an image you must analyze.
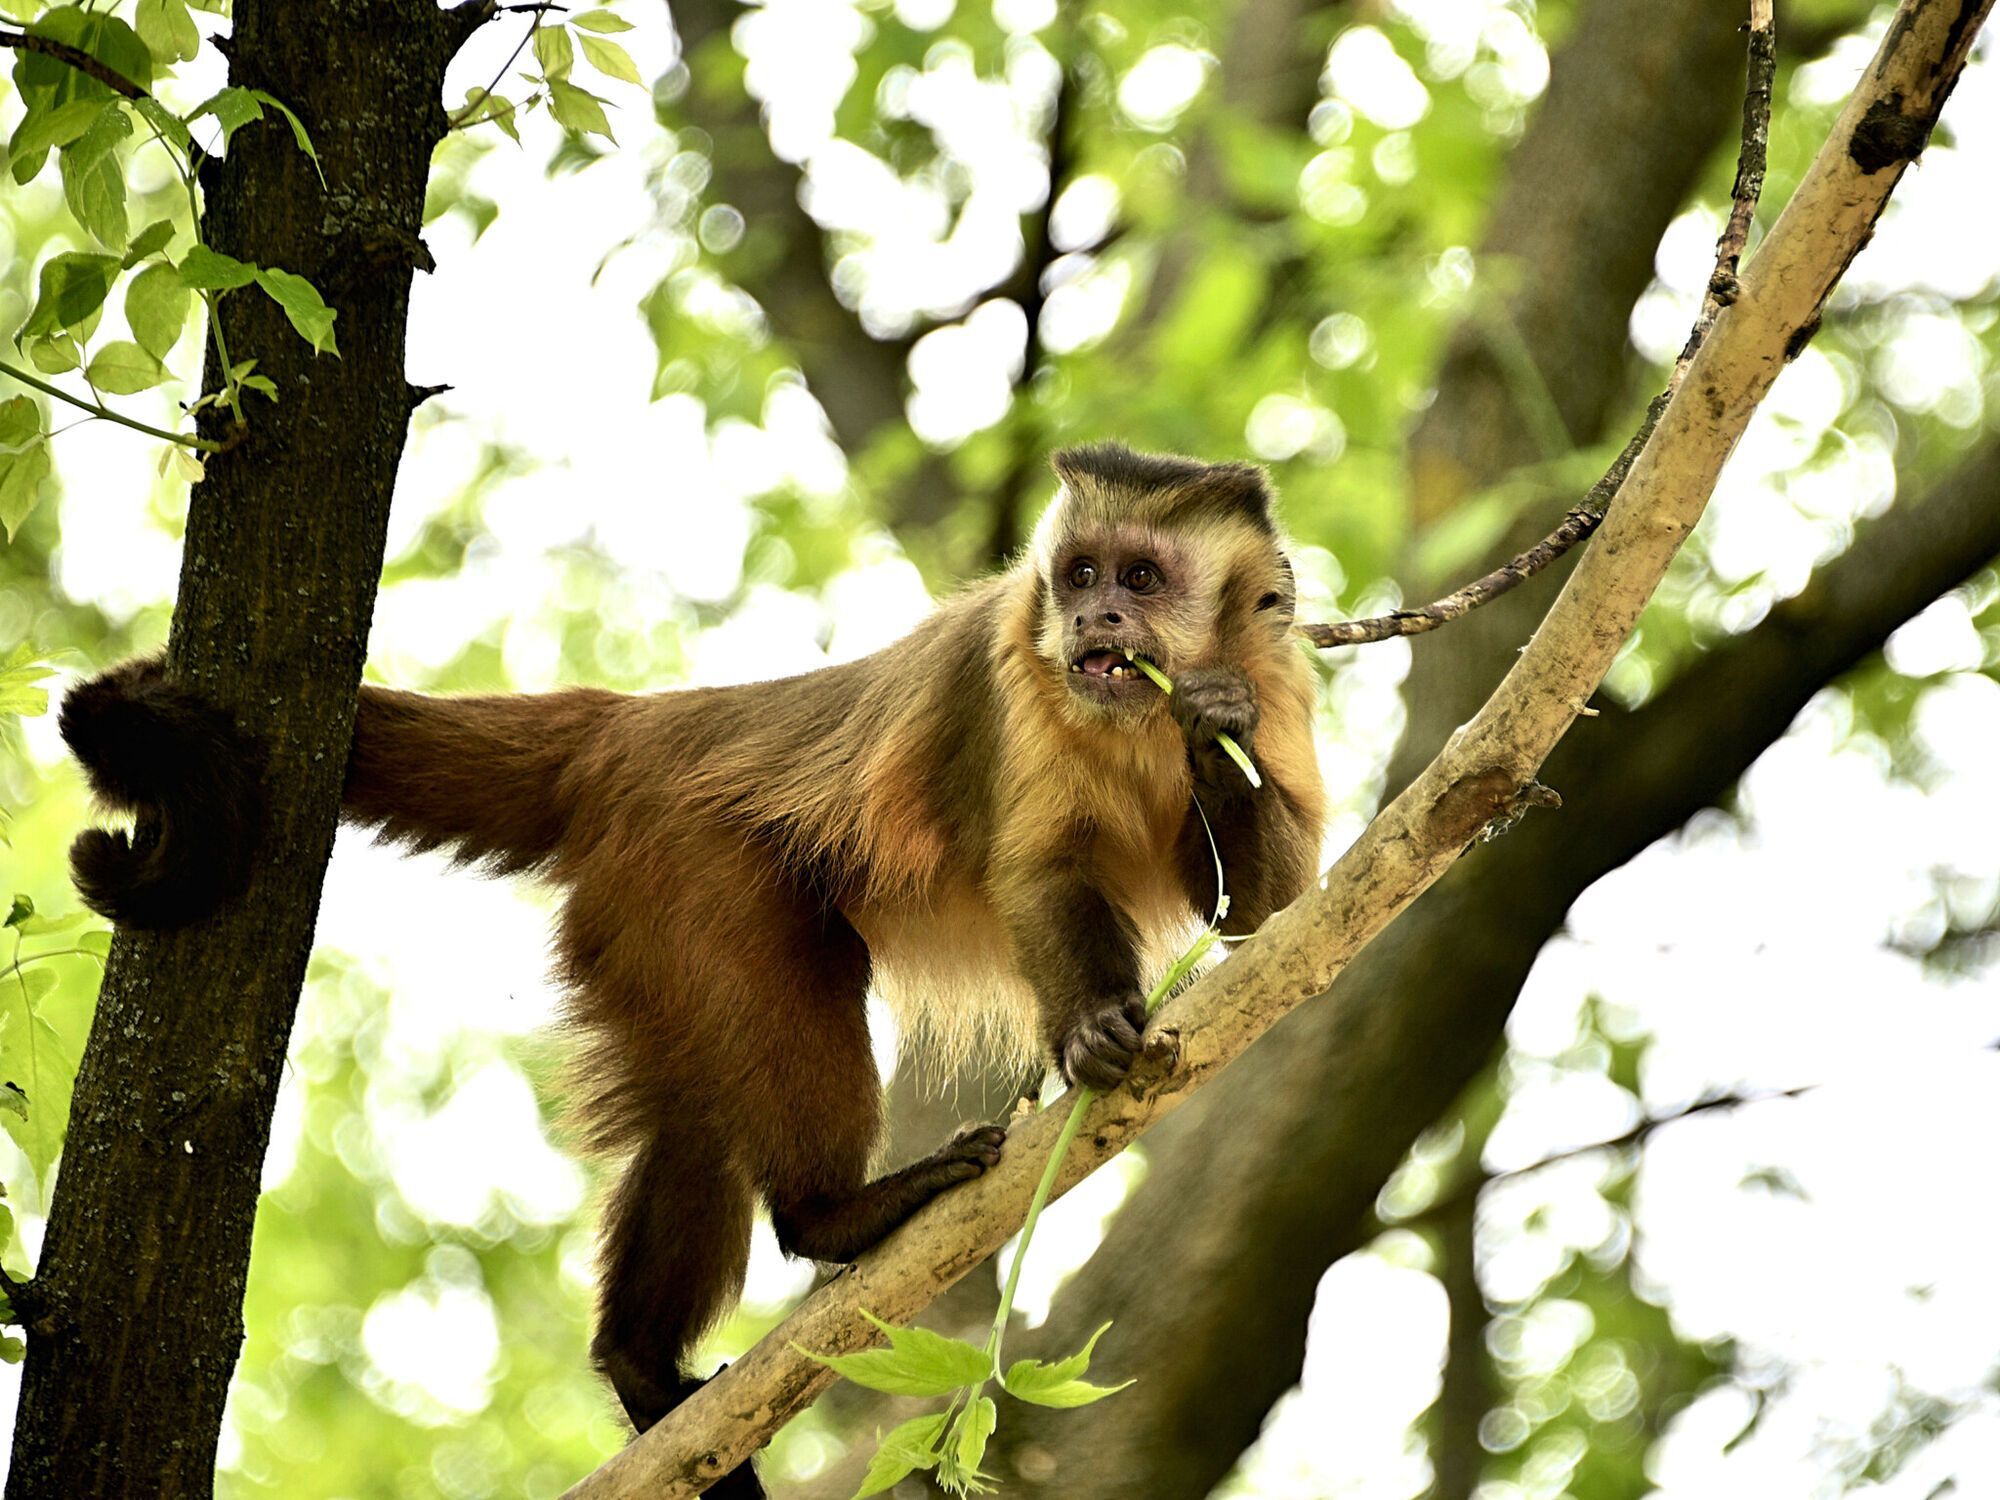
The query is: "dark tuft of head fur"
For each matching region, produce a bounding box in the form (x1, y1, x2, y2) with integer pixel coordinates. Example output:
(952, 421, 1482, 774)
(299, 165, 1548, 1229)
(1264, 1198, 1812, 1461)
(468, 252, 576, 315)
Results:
(1050, 443, 1276, 535)
(59, 656, 265, 930)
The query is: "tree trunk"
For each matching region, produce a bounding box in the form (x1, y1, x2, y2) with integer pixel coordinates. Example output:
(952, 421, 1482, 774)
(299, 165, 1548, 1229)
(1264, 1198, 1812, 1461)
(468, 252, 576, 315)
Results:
(6, 5, 473, 1494)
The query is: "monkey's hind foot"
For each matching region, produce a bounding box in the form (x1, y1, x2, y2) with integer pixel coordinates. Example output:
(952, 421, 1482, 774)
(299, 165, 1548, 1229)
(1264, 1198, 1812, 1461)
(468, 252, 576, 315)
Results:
(602, 1362, 768, 1497)
(772, 1123, 1007, 1265)
(60, 656, 266, 930)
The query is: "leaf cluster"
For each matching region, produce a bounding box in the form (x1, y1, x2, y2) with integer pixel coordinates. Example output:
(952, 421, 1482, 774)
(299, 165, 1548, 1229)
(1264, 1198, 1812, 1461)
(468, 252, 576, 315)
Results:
(2, 2, 334, 533)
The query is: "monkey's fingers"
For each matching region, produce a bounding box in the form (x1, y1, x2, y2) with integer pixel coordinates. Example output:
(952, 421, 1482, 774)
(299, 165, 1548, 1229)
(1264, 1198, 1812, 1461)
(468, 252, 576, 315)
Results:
(1060, 996, 1149, 1091)
(1171, 666, 1260, 745)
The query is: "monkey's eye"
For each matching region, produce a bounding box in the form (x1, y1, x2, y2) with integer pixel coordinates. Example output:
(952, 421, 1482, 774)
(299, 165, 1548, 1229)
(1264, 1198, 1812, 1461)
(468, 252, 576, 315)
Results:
(1123, 563, 1160, 592)
(1068, 560, 1098, 589)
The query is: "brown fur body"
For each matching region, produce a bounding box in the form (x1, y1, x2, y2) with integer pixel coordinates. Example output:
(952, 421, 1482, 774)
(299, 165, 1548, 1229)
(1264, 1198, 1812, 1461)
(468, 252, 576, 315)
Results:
(62, 446, 1326, 1492)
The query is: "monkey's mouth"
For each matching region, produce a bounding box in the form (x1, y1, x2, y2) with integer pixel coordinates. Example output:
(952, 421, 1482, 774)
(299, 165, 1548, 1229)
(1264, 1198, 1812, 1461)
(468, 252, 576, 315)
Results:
(1070, 648, 1143, 682)
(1064, 645, 1160, 706)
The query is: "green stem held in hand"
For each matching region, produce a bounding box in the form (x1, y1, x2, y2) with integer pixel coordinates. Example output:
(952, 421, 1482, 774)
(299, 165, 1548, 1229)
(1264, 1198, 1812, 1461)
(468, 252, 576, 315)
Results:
(1128, 656, 1262, 789)
(984, 924, 1222, 1373)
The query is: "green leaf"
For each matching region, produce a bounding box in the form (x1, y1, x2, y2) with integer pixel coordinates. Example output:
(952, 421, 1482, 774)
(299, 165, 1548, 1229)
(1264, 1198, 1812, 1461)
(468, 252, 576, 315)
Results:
(9, 97, 107, 170)
(801, 1313, 995, 1397)
(1002, 1321, 1134, 1408)
(0, 399, 38, 454)
(570, 9, 634, 32)
(8, 142, 51, 190)
(0, 443, 53, 542)
(460, 88, 521, 145)
(188, 85, 263, 145)
(85, 340, 166, 395)
(125, 262, 190, 358)
(0, 1336, 22, 1364)
(176, 244, 256, 291)
(12, 10, 153, 114)
(0, 977, 79, 1189)
(954, 1396, 997, 1475)
(546, 79, 614, 141)
(0, 1086, 23, 1121)
(852, 1413, 946, 1498)
(240, 373, 278, 401)
(132, 96, 191, 156)
(10, 908, 89, 938)
(578, 33, 642, 86)
(0, 660, 52, 716)
(135, 0, 201, 64)
(60, 101, 132, 249)
(4, 896, 29, 929)
(122, 218, 176, 267)
(253, 266, 338, 355)
(24, 334, 81, 375)
(533, 24, 575, 82)
(22, 250, 121, 336)
(77, 930, 112, 959)
(249, 90, 324, 186)
(6, 967, 56, 1010)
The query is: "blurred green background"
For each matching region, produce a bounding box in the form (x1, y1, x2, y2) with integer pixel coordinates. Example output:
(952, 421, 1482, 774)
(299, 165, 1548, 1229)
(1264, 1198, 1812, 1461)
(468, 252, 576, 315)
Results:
(4, 0, 1999, 1496)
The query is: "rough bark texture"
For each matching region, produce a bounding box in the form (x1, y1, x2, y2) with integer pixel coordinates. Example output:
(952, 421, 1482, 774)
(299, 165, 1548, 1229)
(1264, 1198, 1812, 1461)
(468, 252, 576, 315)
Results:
(990, 1, 1759, 1490)
(5, 5, 466, 1494)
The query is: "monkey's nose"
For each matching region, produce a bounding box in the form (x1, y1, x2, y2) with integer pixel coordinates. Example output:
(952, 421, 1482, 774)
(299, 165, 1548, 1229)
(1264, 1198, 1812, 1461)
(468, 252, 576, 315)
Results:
(1100, 611, 1123, 625)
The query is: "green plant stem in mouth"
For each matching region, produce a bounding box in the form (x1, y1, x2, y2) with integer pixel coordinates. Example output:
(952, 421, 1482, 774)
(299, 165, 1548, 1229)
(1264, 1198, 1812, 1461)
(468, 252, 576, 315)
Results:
(1126, 656, 1263, 789)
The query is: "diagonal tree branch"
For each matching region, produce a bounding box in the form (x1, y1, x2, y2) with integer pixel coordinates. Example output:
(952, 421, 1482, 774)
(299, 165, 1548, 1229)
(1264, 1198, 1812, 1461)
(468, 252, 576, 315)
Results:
(0, 26, 149, 99)
(560, 3, 1990, 1493)
(995, 0, 1781, 1485)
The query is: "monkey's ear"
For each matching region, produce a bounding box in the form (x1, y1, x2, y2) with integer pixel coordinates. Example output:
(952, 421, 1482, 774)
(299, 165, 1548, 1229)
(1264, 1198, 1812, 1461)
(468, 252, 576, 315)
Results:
(1255, 555, 1297, 620)
(60, 658, 266, 930)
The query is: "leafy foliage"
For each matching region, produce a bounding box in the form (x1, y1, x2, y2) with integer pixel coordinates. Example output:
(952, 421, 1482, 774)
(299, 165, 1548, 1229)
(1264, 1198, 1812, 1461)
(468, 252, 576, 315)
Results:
(1, 0, 1995, 1493)
(2, 0, 339, 526)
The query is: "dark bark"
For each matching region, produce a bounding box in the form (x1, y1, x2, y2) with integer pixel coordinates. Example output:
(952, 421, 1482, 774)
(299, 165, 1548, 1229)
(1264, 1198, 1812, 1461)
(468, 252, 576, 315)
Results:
(984, 2, 1803, 1492)
(1423, 1064, 1503, 1500)
(6, 5, 469, 1494)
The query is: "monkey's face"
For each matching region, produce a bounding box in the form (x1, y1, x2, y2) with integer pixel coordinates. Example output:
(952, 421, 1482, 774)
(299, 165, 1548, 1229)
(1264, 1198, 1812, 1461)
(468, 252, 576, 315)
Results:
(1043, 530, 1188, 717)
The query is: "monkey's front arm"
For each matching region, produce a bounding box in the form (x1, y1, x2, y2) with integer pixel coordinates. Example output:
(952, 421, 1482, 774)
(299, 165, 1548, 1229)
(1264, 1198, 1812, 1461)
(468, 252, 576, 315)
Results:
(999, 845, 1153, 1092)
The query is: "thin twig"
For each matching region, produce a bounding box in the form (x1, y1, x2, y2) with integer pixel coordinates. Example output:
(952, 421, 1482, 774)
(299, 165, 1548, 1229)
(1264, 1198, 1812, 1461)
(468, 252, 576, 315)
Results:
(0, 27, 150, 100)
(1296, 0, 1776, 652)
(449, 8, 547, 130)
(1394, 1081, 1817, 1230)
(0, 359, 225, 453)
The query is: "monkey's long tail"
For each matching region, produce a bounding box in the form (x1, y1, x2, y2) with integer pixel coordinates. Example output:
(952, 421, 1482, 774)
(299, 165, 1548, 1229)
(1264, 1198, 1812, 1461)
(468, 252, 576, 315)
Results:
(343, 684, 623, 874)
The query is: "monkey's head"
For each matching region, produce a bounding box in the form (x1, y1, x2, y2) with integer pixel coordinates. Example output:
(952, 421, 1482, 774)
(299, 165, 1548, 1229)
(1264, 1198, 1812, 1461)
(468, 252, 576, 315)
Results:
(1030, 443, 1296, 719)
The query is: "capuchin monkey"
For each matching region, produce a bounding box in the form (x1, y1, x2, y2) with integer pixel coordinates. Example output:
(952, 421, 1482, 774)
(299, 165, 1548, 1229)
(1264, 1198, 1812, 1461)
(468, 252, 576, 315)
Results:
(60, 443, 1326, 1494)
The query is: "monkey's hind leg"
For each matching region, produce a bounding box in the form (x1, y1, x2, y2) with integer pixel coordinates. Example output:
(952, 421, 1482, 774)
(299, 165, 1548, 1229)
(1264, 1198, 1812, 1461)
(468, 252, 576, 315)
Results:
(729, 911, 1007, 1265)
(59, 656, 265, 929)
(769, 1122, 1007, 1264)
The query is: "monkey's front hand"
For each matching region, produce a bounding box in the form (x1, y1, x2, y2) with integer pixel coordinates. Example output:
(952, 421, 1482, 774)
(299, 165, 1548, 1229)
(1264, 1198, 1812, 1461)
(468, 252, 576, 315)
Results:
(1059, 994, 1150, 1092)
(1171, 665, 1258, 784)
